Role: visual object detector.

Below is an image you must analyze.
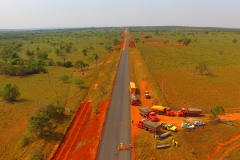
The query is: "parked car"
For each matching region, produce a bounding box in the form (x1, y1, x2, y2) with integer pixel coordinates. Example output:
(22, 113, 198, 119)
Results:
(131, 93, 136, 99)
(181, 121, 195, 129)
(194, 121, 205, 126)
(131, 99, 141, 105)
(145, 91, 150, 99)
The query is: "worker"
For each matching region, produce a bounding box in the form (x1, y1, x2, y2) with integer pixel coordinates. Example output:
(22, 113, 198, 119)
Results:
(120, 143, 123, 149)
(172, 139, 175, 146)
(175, 141, 178, 147)
(129, 144, 133, 149)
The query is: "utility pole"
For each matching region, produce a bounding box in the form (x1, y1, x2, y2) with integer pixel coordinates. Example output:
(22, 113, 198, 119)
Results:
(162, 81, 163, 99)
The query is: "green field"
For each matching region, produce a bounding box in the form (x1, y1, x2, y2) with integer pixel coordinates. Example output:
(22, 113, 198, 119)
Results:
(0, 28, 124, 159)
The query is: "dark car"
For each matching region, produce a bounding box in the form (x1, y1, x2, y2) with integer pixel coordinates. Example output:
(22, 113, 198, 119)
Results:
(131, 99, 141, 105)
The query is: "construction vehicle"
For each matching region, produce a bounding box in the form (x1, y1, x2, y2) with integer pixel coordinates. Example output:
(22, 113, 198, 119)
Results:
(137, 119, 161, 133)
(145, 91, 150, 99)
(151, 106, 174, 116)
(139, 107, 159, 122)
(129, 82, 136, 94)
(161, 123, 177, 132)
(177, 108, 202, 117)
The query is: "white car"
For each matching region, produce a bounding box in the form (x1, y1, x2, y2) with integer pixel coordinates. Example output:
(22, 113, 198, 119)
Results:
(194, 121, 205, 126)
(182, 122, 195, 129)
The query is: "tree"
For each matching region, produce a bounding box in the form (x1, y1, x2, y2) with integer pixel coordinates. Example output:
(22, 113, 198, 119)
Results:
(183, 38, 191, 47)
(44, 103, 65, 119)
(210, 106, 225, 121)
(82, 49, 87, 57)
(74, 60, 89, 71)
(0, 83, 21, 102)
(93, 53, 99, 66)
(72, 77, 84, 88)
(233, 38, 238, 43)
(135, 38, 140, 43)
(195, 61, 209, 75)
(105, 45, 112, 52)
(58, 74, 69, 83)
(30, 148, 44, 160)
(28, 114, 52, 137)
(112, 38, 119, 46)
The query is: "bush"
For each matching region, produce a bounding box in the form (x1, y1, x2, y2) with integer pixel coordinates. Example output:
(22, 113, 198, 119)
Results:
(0, 83, 21, 102)
(30, 148, 44, 160)
(63, 61, 72, 68)
(58, 74, 69, 83)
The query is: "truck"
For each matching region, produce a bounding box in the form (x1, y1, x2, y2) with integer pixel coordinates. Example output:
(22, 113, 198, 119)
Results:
(151, 106, 175, 116)
(129, 82, 136, 94)
(137, 119, 161, 133)
(139, 107, 159, 122)
(177, 108, 202, 117)
(161, 123, 177, 132)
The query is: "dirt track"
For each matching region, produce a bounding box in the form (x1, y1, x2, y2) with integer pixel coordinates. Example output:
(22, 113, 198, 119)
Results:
(51, 101, 92, 160)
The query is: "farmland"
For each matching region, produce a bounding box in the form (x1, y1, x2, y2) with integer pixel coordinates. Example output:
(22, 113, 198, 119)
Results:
(128, 27, 240, 159)
(0, 28, 124, 159)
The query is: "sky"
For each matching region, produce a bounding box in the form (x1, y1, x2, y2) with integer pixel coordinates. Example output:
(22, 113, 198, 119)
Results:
(0, 0, 240, 29)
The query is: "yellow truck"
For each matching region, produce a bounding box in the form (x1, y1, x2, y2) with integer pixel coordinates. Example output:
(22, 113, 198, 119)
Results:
(151, 106, 175, 116)
(129, 82, 136, 94)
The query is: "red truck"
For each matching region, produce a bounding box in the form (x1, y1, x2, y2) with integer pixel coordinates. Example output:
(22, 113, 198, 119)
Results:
(137, 119, 161, 133)
(139, 107, 159, 122)
(177, 108, 202, 117)
(151, 106, 174, 116)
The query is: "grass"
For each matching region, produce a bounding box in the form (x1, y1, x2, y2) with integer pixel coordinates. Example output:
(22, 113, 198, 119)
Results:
(129, 27, 240, 159)
(0, 28, 124, 159)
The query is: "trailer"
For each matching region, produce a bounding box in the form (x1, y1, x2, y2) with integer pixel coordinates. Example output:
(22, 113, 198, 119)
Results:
(159, 131, 171, 139)
(137, 119, 161, 133)
(129, 82, 136, 94)
(139, 107, 159, 122)
(177, 108, 202, 116)
(151, 106, 174, 116)
(156, 143, 171, 149)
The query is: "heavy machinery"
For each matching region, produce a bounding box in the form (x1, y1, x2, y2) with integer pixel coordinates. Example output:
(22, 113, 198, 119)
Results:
(151, 106, 174, 116)
(137, 119, 161, 133)
(129, 82, 136, 94)
(177, 108, 202, 117)
(139, 107, 159, 122)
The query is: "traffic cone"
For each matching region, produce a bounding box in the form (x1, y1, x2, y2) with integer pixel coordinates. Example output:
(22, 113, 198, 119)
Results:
(123, 145, 126, 150)
(118, 146, 120, 151)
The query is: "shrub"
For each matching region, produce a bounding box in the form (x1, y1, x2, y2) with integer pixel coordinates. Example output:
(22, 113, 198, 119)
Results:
(0, 83, 21, 102)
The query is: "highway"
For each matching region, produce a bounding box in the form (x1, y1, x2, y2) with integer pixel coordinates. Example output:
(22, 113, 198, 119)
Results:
(97, 35, 132, 160)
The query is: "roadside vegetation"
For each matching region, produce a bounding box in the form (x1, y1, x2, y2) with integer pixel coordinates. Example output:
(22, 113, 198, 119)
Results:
(0, 28, 124, 159)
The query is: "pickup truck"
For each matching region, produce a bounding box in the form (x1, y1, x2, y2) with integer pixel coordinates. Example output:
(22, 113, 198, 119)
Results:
(161, 123, 177, 132)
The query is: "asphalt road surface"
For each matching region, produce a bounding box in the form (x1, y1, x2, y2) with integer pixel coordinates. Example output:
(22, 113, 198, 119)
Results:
(97, 36, 132, 160)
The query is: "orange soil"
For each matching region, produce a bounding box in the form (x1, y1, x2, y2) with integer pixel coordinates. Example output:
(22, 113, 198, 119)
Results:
(129, 41, 136, 48)
(51, 100, 109, 160)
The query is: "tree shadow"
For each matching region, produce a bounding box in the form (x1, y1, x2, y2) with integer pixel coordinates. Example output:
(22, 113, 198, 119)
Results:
(44, 131, 64, 142)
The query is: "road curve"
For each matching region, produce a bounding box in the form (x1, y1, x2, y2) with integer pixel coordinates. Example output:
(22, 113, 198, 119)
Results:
(97, 34, 131, 160)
